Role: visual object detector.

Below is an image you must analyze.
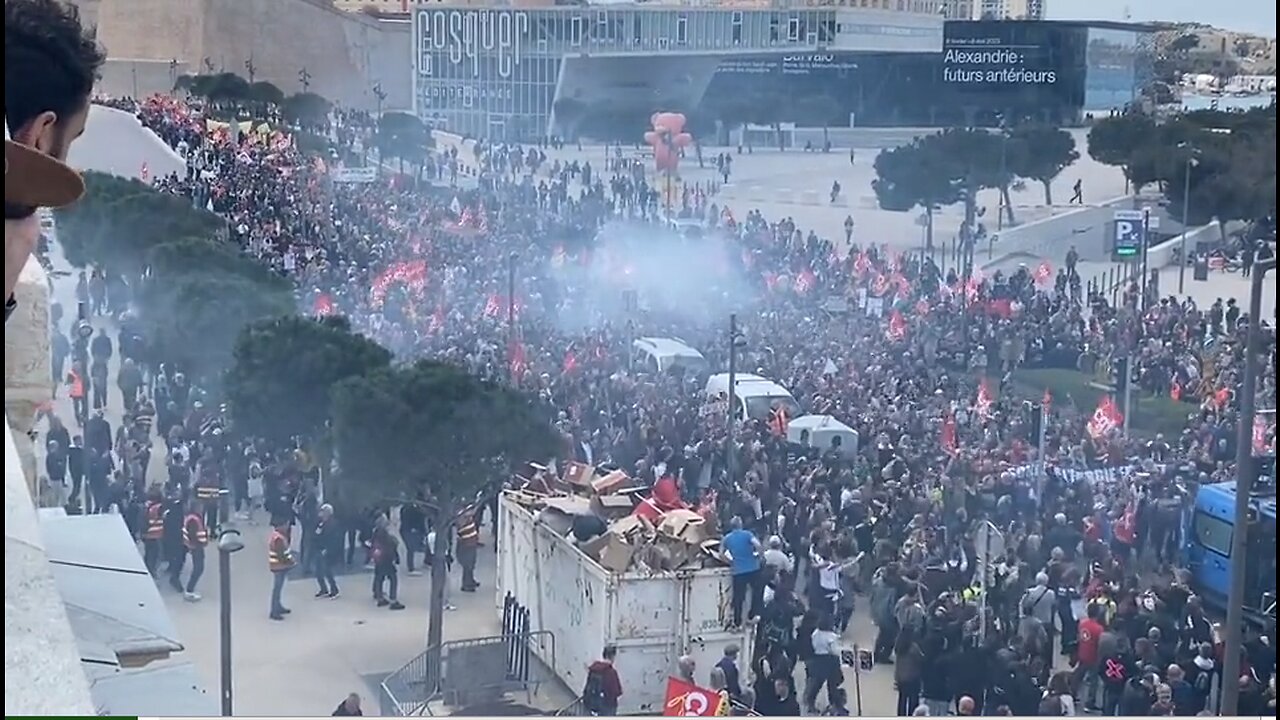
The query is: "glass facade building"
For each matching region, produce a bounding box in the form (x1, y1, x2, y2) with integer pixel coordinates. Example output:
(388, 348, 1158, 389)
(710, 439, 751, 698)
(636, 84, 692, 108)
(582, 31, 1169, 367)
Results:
(411, 8, 1153, 140)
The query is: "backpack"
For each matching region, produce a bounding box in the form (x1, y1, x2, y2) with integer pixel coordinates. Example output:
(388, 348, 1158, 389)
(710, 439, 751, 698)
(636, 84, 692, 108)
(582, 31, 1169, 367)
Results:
(581, 667, 607, 714)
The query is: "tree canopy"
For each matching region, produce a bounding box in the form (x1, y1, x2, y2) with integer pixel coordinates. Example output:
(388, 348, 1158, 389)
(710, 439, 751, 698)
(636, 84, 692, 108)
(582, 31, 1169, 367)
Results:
(1005, 125, 1079, 206)
(55, 170, 293, 382)
(329, 360, 557, 510)
(283, 92, 333, 130)
(375, 111, 432, 173)
(871, 128, 1006, 248)
(225, 315, 393, 445)
(1088, 106, 1276, 230)
(54, 171, 225, 278)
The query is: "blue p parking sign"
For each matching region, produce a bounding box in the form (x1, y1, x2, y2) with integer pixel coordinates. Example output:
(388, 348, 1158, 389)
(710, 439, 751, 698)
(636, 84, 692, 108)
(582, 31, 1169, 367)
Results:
(1112, 210, 1144, 259)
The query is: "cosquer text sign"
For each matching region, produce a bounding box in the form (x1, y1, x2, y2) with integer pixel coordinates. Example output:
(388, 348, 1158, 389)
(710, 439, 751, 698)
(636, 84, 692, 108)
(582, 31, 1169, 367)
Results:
(416, 9, 531, 79)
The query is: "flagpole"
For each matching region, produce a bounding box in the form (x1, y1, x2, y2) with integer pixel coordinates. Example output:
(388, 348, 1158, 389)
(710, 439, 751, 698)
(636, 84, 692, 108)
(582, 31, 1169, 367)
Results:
(1121, 357, 1133, 437)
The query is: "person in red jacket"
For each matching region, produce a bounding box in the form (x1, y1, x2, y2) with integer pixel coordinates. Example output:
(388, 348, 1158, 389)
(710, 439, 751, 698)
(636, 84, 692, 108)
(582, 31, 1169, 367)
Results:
(583, 644, 623, 716)
(1075, 603, 1107, 710)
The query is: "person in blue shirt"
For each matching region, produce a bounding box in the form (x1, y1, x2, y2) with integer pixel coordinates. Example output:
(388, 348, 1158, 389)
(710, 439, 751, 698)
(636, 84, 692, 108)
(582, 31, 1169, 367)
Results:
(722, 516, 763, 628)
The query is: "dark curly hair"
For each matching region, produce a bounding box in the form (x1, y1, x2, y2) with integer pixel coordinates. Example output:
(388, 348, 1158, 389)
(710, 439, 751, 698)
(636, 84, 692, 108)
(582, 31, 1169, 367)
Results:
(5, 0, 105, 132)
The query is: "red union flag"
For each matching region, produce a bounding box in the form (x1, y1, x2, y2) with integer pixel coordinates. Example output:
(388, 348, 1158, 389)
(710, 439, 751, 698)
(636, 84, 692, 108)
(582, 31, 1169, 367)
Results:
(887, 309, 908, 342)
(975, 379, 995, 419)
(853, 251, 872, 278)
(1087, 396, 1123, 440)
(484, 294, 503, 318)
(312, 293, 335, 317)
(871, 273, 892, 297)
(795, 268, 817, 294)
(1254, 417, 1273, 455)
(663, 676, 728, 717)
(1033, 261, 1053, 286)
(941, 411, 958, 454)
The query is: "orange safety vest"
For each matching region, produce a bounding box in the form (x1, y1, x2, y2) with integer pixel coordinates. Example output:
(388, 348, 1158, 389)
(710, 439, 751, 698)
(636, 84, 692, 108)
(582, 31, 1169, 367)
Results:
(456, 519, 480, 547)
(182, 513, 208, 549)
(144, 501, 165, 540)
(68, 369, 84, 398)
(268, 530, 295, 572)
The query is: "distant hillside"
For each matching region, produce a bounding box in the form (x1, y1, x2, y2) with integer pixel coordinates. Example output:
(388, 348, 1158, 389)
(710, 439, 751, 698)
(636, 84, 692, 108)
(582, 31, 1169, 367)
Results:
(1153, 25, 1276, 76)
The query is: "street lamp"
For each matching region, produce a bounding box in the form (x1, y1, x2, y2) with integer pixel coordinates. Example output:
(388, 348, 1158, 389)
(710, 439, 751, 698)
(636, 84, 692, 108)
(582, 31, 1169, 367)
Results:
(506, 252, 518, 384)
(298, 67, 312, 93)
(217, 528, 245, 717)
(244, 57, 256, 84)
(372, 82, 387, 118)
(725, 314, 746, 484)
(1176, 142, 1200, 294)
(1220, 256, 1276, 716)
(996, 113, 1009, 232)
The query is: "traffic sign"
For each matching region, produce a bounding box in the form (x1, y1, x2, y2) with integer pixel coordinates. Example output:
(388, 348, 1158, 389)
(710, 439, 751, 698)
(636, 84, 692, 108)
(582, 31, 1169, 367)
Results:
(1112, 209, 1158, 259)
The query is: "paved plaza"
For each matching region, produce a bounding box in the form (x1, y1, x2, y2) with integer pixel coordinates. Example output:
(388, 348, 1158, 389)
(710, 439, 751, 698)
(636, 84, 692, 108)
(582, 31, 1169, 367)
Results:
(524, 130, 1129, 256)
(35, 112, 1270, 716)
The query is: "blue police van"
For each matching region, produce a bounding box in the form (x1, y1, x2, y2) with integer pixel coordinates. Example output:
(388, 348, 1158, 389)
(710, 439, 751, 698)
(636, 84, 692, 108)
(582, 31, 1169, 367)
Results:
(1185, 463, 1277, 625)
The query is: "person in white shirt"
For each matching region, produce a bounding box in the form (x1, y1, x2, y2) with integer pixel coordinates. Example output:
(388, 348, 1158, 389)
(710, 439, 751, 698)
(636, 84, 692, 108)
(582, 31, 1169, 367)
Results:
(762, 535, 793, 577)
(804, 616, 843, 713)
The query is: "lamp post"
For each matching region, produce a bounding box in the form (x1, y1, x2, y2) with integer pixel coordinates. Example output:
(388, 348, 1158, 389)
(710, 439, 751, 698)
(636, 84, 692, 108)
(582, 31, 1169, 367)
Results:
(1176, 143, 1199, 294)
(244, 57, 256, 84)
(506, 251, 518, 384)
(217, 528, 245, 717)
(298, 67, 312, 93)
(996, 113, 1008, 232)
(725, 314, 745, 484)
(1220, 256, 1276, 716)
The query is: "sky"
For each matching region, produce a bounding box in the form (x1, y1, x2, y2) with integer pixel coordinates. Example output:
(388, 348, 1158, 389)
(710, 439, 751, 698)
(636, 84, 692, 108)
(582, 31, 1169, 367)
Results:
(1048, 0, 1277, 37)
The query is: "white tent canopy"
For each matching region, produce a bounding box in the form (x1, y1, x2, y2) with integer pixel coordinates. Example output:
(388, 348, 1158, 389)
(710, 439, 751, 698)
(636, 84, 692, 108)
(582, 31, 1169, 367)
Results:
(787, 414, 859, 457)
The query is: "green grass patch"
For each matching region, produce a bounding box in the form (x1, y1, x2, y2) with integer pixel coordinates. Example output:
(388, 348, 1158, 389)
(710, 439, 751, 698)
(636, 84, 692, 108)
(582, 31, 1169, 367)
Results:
(1010, 367, 1193, 437)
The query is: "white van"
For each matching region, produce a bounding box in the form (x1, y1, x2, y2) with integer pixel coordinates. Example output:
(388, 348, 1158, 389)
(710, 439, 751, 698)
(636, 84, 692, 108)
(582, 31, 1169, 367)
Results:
(703, 372, 801, 422)
(631, 337, 708, 376)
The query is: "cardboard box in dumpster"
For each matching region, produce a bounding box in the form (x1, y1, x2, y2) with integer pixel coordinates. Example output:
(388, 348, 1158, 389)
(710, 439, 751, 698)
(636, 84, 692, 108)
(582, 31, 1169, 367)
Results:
(591, 493, 636, 519)
(562, 461, 595, 489)
(581, 531, 638, 573)
(657, 509, 709, 546)
(590, 469, 630, 495)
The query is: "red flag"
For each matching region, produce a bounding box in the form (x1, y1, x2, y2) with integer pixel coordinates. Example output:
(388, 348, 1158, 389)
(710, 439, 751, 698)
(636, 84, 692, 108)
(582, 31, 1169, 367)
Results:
(853, 251, 872, 278)
(975, 379, 994, 419)
(768, 406, 790, 437)
(965, 274, 982, 304)
(914, 298, 930, 316)
(1087, 396, 1123, 440)
(871, 273, 891, 297)
(1254, 417, 1273, 455)
(484, 294, 503, 318)
(1033, 261, 1053, 286)
(140, 161, 150, 182)
(370, 260, 428, 306)
(887, 309, 908, 342)
(1170, 381, 1182, 401)
(1213, 387, 1230, 408)
(313, 293, 335, 317)
(893, 273, 912, 301)
(663, 676, 728, 717)
(562, 350, 579, 374)
(794, 269, 817, 294)
(1042, 389, 1052, 413)
(941, 411, 958, 454)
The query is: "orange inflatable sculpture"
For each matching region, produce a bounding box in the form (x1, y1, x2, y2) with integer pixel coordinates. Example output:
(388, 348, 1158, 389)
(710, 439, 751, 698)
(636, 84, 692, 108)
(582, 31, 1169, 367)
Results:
(644, 112, 693, 173)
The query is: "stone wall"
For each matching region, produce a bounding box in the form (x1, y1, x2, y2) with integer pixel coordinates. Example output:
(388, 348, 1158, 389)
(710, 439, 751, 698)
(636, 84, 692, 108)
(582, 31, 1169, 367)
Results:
(93, 0, 411, 111)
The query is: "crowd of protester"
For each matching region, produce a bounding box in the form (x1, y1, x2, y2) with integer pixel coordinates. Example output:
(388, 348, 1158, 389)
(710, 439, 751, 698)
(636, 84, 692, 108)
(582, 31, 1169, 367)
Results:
(51, 92, 1277, 715)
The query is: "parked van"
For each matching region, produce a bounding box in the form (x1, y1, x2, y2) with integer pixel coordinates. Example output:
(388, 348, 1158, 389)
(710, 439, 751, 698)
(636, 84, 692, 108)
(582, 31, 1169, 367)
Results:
(631, 337, 708, 376)
(703, 372, 800, 422)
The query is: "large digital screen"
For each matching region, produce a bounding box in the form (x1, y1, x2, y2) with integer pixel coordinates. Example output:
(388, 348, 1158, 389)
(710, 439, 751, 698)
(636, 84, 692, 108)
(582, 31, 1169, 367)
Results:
(941, 21, 1086, 93)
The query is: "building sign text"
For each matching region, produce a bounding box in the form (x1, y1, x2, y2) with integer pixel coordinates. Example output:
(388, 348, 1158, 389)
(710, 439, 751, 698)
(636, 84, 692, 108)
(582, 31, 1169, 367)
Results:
(416, 9, 530, 79)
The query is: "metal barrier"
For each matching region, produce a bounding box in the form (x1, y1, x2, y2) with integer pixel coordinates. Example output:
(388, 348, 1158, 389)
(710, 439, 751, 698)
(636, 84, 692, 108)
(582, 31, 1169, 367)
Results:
(379, 594, 557, 716)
